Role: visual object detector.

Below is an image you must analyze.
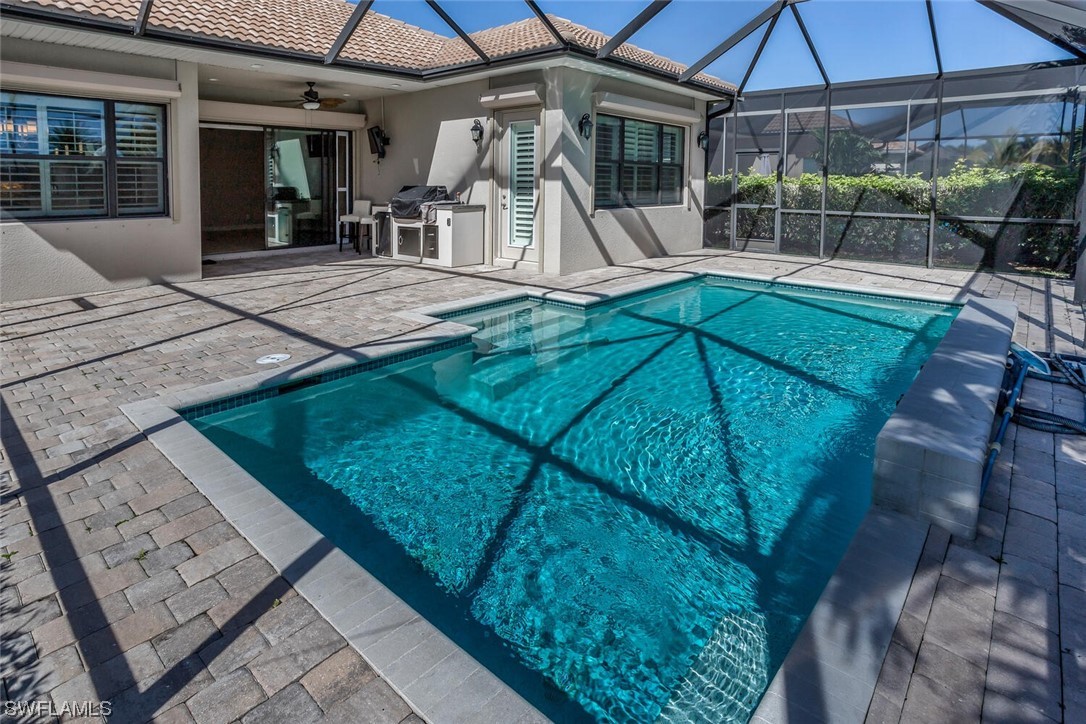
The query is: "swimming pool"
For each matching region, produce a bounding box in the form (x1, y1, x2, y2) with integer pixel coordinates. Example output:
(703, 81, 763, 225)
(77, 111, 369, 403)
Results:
(188, 277, 957, 722)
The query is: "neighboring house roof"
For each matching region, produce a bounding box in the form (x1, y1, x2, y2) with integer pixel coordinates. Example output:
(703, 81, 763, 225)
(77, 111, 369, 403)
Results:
(2, 0, 734, 92)
(763, 111, 852, 133)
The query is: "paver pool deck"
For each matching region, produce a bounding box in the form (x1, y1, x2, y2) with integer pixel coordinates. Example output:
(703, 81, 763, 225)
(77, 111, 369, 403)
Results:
(1, 248, 1083, 723)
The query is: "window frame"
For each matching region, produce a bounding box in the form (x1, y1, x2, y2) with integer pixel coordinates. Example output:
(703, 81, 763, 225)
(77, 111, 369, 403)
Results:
(0, 90, 169, 221)
(593, 113, 685, 210)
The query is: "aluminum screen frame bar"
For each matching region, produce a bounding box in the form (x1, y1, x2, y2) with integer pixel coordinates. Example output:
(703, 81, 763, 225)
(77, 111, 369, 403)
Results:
(426, 1, 490, 64)
(524, 0, 569, 49)
(976, 0, 1086, 60)
(597, 1, 672, 59)
(679, 0, 788, 83)
(789, 2, 830, 89)
(133, 0, 154, 36)
(926, 0, 944, 77)
(325, 0, 375, 65)
(736, 9, 783, 96)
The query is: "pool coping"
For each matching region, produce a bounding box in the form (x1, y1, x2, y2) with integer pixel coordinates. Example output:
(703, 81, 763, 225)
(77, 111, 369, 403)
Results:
(120, 270, 977, 723)
(872, 298, 1018, 539)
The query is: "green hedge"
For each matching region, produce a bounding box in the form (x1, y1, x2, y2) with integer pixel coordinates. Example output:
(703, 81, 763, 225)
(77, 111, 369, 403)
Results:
(706, 162, 1081, 274)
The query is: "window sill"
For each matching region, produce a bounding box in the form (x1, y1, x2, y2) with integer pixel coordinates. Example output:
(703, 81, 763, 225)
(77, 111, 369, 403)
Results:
(593, 204, 688, 213)
(3, 214, 171, 224)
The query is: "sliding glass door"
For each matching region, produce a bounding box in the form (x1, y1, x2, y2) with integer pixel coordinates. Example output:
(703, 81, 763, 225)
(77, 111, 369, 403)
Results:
(200, 125, 350, 255)
(265, 129, 338, 249)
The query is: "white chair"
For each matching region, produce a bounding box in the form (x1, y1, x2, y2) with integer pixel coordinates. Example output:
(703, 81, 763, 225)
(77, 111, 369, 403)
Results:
(339, 199, 377, 254)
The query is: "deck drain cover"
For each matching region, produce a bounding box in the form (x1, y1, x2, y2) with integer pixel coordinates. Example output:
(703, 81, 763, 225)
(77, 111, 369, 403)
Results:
(256, 354, 291, 365)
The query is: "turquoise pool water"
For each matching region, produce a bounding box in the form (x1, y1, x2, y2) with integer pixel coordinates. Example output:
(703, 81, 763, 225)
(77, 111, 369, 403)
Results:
(191, 278, 957, 722)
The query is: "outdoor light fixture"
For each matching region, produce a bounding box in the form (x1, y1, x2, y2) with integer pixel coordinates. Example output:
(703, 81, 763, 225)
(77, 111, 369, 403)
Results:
(698, 130, 710, 151)
(302, 100, 321, 110)
(470, 119, 484, 144)
(578, 113, 593, 140)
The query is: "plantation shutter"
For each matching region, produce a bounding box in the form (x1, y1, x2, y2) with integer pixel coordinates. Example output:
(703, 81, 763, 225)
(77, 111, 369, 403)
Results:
(624, 119, 659, 163)
(114, 104, 163, 157)
(661, 126, 684, 204)
(46, 161, 106, 214)
(595, 116, 621, 208)
(623, 119, 661, 204)
(115, 104, 165, 214)
(509, 120, 536, 248)
(116, 161, 164, 214)
(0, 160, 43, 213)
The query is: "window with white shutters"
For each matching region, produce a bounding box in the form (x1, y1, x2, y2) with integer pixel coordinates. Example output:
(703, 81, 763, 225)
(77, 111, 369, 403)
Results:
(593, 114, 684, 209)
(0, 92, 167, 220)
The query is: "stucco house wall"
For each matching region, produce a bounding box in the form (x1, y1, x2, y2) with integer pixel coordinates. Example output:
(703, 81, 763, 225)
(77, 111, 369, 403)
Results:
(358, 80, 493, 209)
(546, 67, 706, 275)
(1, 39, 714, 299)
(366, 68, 707, 275)
(0, 43, 203, 303)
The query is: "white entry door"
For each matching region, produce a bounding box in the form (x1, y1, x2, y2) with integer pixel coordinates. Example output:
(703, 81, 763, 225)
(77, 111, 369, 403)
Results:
(497, 110, 539, 265)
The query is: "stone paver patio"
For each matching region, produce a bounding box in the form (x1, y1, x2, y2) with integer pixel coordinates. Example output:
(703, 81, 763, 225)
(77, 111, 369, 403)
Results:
(1, 248, 1083, 723)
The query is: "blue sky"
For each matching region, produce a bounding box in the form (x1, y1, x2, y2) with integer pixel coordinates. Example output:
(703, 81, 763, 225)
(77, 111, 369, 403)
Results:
(369, 0, 1073, 89)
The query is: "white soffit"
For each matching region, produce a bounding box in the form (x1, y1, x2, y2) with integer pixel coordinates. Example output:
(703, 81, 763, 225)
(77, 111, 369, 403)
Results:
(479, 84, 544, 109)
(1, 61, 181, 99)
(593, 92, 701, 125)
(199, 100, 367, 129)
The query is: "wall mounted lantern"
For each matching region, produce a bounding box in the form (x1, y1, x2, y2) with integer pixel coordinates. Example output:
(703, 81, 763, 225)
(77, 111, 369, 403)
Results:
(470, 119, 484, 144)
(697, 130, 710, 151)
(578, 113, 593, 140)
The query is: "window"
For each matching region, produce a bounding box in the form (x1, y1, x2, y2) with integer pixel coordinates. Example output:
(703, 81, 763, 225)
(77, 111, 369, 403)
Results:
(0, 92, 167, 220)
(594, 114, 684, 209)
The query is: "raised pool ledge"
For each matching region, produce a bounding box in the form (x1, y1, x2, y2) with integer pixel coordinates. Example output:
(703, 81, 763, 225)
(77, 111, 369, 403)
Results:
(872, 297, 1017, 539)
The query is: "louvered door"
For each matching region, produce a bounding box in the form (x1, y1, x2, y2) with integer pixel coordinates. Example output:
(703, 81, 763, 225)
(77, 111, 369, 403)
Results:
(497, 111, 538, 265)
(508, 121, 536, 248)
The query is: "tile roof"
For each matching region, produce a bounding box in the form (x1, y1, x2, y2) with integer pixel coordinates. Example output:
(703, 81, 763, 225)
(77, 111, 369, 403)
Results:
(4, 0, 734, 91)
(4, 0, 450, 67)
(763, 110, 852, 133)
(438, 14, 733, 90)
(547, 16, 734, 92)
(9, 0, 142, 23)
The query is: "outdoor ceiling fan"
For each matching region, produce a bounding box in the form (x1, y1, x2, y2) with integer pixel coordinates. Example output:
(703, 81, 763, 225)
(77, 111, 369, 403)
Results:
(279, 82, 345, 110)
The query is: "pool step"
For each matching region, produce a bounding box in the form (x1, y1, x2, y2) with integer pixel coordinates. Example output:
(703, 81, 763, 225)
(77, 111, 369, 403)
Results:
(469, 318, 596, 400)
(470, 308, 583, 354)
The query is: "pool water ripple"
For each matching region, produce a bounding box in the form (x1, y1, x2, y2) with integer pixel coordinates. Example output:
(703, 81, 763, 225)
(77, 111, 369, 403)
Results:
(193, 279, 956, 722)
